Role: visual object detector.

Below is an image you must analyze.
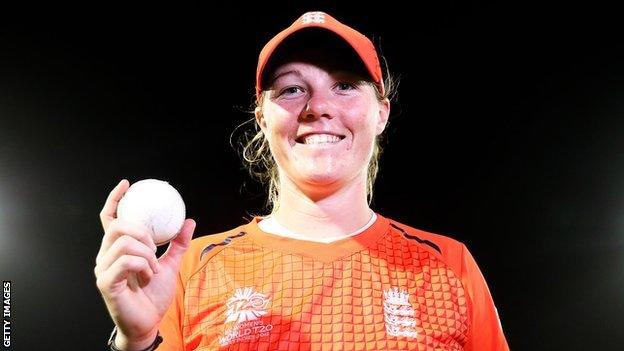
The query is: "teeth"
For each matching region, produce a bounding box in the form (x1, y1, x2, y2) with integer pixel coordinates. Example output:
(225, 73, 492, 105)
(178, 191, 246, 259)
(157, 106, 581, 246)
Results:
(303, 134, 341, 145)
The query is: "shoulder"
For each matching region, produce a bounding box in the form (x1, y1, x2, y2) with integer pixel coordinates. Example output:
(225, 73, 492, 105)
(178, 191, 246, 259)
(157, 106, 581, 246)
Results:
(384, 216, 466, 253)
(381, 215, 467, 272)
(177, 221, 253, 280)
(189, 227, 250, 258)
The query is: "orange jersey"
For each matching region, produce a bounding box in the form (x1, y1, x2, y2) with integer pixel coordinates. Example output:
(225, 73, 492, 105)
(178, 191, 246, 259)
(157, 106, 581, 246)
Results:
(157, 214, 509, 350)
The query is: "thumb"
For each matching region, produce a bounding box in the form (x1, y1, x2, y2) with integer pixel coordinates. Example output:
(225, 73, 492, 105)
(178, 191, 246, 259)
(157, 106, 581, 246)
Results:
(160, 219, 195, 266)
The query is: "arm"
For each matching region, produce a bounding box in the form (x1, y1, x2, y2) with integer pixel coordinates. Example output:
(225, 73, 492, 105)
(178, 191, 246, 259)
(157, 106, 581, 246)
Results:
(155, 270, 185, 350)
(94, 179, 195, 351)
(461, 244, 509, 351)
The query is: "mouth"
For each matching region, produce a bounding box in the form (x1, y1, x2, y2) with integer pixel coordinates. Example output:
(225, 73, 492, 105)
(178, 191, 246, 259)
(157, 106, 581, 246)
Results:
(295, 133, 346, 145)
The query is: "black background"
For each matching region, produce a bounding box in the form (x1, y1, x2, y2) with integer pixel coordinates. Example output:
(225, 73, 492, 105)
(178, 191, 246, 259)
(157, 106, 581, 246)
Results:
(1, 1, 623, 350)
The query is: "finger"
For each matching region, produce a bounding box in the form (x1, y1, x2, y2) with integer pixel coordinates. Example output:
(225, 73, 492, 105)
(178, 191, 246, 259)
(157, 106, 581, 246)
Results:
(160, 219, 195, 266)
(98, 219, 157, 262)
(96, 235, 160, 276)
(100, 179, 130, 231)
(136, 267, 154, 288)
(96, 255, 153, 293)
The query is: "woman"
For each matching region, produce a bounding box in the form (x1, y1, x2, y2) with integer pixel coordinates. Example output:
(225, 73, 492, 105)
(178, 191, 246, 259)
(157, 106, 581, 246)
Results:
(95, 11, 509, 350)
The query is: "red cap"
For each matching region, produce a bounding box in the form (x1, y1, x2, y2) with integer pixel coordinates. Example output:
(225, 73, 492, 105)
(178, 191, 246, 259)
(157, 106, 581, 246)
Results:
(255, 11, 384, 101)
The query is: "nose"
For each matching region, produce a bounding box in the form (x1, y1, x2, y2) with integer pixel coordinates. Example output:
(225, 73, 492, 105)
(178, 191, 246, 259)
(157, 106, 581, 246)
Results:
(300, 91, 334, 121)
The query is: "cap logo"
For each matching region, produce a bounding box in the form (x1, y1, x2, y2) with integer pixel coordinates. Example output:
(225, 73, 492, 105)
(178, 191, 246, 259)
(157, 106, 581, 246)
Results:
(301, 12, 326, 25)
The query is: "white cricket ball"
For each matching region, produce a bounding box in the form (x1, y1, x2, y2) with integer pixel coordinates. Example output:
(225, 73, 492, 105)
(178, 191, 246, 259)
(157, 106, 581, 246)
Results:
(117, 179, 186, 246)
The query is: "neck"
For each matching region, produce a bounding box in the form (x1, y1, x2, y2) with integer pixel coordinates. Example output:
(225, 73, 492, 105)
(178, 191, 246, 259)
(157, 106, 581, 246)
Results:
(271, 174, 372, 240)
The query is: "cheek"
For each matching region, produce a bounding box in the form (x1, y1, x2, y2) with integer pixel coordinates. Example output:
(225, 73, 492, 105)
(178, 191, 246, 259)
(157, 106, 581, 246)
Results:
(344, 105, 381, 139)
(345, 110, 380, 161)
(262, 105, 295, 139)
(261, 119, 299, 170)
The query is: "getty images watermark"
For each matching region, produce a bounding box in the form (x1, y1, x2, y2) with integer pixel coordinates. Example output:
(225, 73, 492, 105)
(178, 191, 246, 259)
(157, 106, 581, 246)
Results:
(2, 281, 10, 350)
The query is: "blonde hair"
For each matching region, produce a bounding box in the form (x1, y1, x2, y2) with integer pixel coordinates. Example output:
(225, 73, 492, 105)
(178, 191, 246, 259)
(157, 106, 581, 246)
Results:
(237, 68, 397, 213)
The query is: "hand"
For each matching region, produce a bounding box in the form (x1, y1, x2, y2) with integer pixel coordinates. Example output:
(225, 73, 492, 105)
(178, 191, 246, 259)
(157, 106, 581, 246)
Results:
(94, 179, 195, 350)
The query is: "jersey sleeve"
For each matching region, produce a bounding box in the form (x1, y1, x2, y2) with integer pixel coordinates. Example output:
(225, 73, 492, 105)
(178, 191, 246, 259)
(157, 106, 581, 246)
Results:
(154, 229, 236, 350)
(461, 244, 509, 351)
(155, 270, 185, 350)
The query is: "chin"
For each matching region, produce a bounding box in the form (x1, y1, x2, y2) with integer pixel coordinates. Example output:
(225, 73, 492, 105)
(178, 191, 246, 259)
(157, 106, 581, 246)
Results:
(292, 166, 345, 188)
(300, 171, 341, 185)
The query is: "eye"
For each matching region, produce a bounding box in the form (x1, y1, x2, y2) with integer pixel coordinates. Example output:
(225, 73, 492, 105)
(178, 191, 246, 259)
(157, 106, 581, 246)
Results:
(335, 82, 357, 91)
(278, 86, 304, 97)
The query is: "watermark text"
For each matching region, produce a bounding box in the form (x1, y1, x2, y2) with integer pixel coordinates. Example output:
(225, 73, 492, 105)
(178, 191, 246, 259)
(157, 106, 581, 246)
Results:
(3, 281, 11, 349)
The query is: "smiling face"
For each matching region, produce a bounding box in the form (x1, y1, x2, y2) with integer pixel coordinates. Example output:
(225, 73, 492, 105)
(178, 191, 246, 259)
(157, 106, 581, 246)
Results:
(256, 52, 390, 199)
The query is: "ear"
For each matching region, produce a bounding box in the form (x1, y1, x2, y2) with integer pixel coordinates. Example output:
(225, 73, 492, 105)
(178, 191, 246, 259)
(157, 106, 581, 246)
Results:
(255, 106, 267, 132)
(375, 98, 390, 135)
